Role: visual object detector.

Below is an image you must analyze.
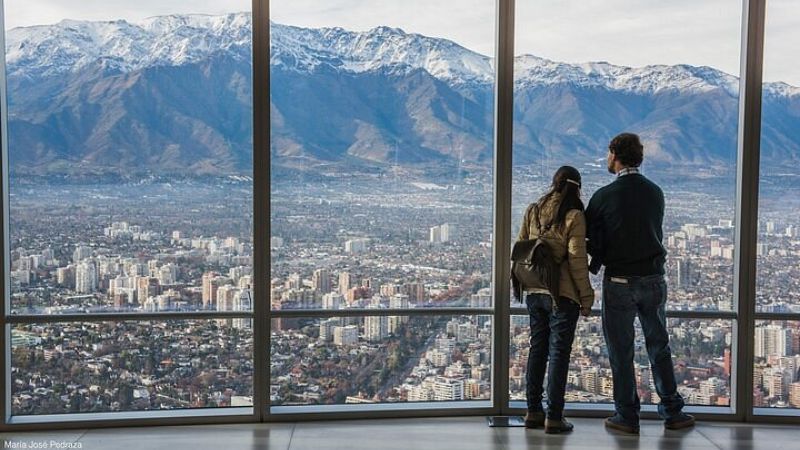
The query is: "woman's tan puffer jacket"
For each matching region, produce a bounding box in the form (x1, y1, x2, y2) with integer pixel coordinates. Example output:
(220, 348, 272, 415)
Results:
(517, 192, 595, 310)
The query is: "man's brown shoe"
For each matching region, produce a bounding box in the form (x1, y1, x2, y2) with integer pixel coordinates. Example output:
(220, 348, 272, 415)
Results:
(664, 413, 695, 430)
(524, 411, 545, 428)
(604, 415, 640, 435)
(544, 418, 574, 434)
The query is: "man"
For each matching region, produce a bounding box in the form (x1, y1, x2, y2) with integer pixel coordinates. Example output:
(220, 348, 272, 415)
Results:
(586, 132, 695, 434)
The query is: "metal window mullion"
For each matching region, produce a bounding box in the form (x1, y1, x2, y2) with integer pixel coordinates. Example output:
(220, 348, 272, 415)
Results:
(269, 308, 495, 318)
(753, 312, 800, 321)
(1, 0, 10, 428)
(5, 311, 255, 324)
(253, 0, 271, 424)
(509, 308, 739, 320)
(492, 0, 514, 416)
(734, 0, 766, 423)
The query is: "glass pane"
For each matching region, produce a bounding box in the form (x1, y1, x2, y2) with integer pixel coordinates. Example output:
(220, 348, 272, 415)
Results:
(269, 1, 496, 310)
(753, 320, 800, 410)
(512, 1, 742, 313)
(4, 1, 253, 314)
(756, 0, 800, 314)
(271, 315, 491, 407)
(510, 316, 732, 407)
(11, 320, 253, 415)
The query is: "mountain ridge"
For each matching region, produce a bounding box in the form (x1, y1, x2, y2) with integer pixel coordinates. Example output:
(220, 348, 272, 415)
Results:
(6, 14, 800, 175)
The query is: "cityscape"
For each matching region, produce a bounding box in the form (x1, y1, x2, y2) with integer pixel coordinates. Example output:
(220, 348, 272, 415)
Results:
(8, 164, 800, 414)
(2, 7, 798, 419)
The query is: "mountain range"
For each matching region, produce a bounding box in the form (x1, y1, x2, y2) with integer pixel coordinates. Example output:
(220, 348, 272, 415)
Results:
(5, 12, 800, 176)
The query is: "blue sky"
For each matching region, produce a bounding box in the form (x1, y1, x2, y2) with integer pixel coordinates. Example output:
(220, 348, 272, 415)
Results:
(4, 0, 798, 85)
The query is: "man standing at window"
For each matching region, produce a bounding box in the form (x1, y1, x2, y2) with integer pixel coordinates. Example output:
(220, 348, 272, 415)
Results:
(586, 132, 695, 434)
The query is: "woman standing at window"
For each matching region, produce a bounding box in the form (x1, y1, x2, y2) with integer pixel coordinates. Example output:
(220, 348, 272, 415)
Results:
(517, 165, 594, 433)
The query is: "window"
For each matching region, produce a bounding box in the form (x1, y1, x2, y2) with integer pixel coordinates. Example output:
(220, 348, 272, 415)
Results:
(0, 0, 795, 426)
(4, 0, 254, 415)
(754, 0, 800, 414)
(268, 0, 496, 411)
(510, 317, 732, 407)
(511, 0, 741, 411)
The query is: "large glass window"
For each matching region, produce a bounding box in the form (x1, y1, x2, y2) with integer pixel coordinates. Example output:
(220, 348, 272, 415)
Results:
(754, 0, 800, 415)
(510, 317, 732, 407)
(268, 0, 496, 412)
(512, 0, 742, 312)
(753, 320, 800, 410)
(11, 320, 253, 415)
(3, 0, 254, 415)
(756, 0, 800, 316)
(5, 1, 254, 315)
(271, 315, 491, 407)
(1, 0, 796, 426)
(511, 0, 741, 412)
(268, 1, 495, 312)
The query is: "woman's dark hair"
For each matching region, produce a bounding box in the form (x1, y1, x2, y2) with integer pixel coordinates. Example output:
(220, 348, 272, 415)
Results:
(534, 165, 584, 232)
(608, 132, 644, 167)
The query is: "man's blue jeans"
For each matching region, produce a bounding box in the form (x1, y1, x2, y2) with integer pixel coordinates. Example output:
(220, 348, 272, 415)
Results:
(602, 274, 685, 425)
(526, 293, 579, 419)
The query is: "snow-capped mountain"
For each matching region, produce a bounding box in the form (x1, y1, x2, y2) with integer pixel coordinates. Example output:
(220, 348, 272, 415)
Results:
(5, 14, 800, 176)
(10, 14, 799, 96)
(269, 22, 494, 86)
(6, 13, 251, 79)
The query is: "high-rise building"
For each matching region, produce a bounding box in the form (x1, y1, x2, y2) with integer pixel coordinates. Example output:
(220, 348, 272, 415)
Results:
(433, 377, 464, 401)
(72, 245, 92, 263)
(344, 239, 368, 253)
(429, 223, 453, 244)
(319, 318, 340, 342)
(440, 223, 451, 242)
(202, 272, 220, 309)
(755, 325, 791, 358)
(457, 322, 478, 343)
(470, 288, 492, 308)
(338, 272, 351, 295)
(582, 367, 600, 394)
(75, 260, 97, 294)
(380, 284, 402, 297)
(676, 258, 693, 288)
(322, 292, 343, 310)
(700, 377, 722, 397)
(312, 268, 331, 294)
(427, 349, 450, 367)
(766, 221, 776, 234)
(789, 382, 800, 408)
(724, 348, 732, 378)
(137, 277, 159, 306)
(56, 266, 75, 288)
(763, 368, 787, 401)
(158, 263, 178, 285)
(364, 314, 388, 342)
(390, 293, 409, 309)
(286, 273, 302, 290)
(216, 285, 237, 312)
(405, 282, 425, 303)
(333, 325, 359, 346)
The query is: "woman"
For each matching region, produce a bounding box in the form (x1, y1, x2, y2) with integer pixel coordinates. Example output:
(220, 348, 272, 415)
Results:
(517, 165, 594, 434)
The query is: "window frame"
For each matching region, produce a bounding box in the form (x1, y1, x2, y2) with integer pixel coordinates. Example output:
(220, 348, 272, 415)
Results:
(2, 0, 798, 430)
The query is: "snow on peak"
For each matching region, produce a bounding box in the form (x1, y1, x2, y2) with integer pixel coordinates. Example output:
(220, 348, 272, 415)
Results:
(514, 54, 741, 95)
(5, 13, 252, 79)
(6, 13, 799, 97)
(269, 22, 494, 85)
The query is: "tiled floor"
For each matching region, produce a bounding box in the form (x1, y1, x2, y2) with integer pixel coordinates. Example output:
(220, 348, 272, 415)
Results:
(2, 417, 797, 449)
